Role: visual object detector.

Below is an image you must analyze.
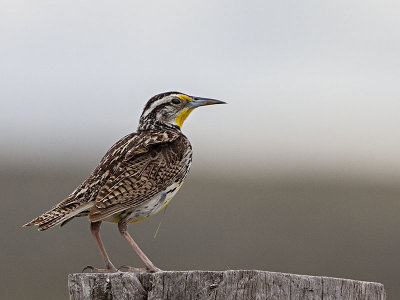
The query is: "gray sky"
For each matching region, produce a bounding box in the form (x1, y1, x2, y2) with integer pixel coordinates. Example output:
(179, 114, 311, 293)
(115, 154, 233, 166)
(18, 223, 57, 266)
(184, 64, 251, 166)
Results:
(1, 0, 400, 178)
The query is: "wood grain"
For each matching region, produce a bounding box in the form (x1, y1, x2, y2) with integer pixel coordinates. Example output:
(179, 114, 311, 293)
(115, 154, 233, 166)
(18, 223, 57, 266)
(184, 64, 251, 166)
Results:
(68, 270, 386, 300)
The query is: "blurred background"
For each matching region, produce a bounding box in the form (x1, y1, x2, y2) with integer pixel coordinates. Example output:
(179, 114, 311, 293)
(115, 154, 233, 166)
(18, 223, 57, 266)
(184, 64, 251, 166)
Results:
(2, 0, 400, 299)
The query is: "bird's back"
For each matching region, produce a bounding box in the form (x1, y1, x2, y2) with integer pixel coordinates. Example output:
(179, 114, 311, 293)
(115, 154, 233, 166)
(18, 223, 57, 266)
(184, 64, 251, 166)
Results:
(25, 127, 192, 230)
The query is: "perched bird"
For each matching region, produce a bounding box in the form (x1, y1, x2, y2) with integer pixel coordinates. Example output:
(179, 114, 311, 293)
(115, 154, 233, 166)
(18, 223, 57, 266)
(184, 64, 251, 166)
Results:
(24, 91, 225, 272)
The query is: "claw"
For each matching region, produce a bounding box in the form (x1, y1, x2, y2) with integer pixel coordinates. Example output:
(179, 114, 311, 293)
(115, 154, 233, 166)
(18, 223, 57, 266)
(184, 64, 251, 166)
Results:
(82, 265, 95, 273)
(117, 265, 130, 272)
(147, 266, 162, 273)
(82, 265, 118, 273)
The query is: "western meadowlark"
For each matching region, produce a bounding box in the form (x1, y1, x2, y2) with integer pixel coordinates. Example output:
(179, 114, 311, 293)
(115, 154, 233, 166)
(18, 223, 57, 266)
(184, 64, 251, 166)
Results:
(24, 91, 225, 272)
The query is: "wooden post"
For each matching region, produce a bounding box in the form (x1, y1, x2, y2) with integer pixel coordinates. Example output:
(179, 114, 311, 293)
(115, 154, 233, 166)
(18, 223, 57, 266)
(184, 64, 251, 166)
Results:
(68, 270, 386, 300)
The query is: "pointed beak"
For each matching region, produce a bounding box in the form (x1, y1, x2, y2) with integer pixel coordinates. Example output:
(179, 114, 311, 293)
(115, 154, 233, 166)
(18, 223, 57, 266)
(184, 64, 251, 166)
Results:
(188, 96, 226, 109)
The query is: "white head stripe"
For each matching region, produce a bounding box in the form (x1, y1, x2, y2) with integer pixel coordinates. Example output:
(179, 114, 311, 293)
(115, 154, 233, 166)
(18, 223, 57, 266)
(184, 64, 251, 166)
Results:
(141, 94, 178, 118)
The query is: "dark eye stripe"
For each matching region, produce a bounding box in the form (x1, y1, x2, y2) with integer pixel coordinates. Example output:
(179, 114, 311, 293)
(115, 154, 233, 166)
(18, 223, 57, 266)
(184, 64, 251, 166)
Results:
(171, 99, 181, 104)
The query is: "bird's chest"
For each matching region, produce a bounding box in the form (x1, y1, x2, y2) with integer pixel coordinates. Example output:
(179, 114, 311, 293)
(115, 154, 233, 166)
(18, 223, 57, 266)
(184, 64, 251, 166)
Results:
(104, 137, 193, 224)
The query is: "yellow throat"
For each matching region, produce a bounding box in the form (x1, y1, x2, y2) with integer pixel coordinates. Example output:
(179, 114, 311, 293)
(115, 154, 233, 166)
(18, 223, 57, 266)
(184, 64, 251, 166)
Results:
(175, 108, 194, 128)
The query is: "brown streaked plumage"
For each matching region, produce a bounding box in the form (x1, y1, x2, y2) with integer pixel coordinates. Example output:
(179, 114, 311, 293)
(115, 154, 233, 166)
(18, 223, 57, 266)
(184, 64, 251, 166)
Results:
(24, 91, 225, 273)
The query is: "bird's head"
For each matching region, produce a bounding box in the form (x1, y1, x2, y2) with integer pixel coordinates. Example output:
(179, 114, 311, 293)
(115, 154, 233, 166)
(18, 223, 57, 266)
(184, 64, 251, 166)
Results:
(138, 91, 225, 130)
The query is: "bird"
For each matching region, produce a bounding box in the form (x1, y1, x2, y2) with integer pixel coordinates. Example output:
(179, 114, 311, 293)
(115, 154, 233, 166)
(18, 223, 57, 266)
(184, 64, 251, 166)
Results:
(24, 91, 225, 273)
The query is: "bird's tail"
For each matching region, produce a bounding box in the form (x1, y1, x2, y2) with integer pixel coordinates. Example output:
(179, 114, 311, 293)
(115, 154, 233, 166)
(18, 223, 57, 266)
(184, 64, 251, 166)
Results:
(24, 198, 92, 231)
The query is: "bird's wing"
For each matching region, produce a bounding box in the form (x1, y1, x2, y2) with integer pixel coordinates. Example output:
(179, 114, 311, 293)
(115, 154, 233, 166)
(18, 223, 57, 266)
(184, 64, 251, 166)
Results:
(88, 129, 188, 222)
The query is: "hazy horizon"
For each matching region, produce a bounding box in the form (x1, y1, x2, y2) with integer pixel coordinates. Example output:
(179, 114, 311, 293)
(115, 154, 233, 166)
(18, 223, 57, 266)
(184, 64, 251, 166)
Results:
(2, 0, 400, 179)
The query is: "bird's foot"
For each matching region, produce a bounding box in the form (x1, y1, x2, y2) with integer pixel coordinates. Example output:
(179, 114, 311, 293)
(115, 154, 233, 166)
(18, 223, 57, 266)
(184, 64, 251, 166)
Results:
(118, 265, 162, 273)
(82, 265, 118, 273)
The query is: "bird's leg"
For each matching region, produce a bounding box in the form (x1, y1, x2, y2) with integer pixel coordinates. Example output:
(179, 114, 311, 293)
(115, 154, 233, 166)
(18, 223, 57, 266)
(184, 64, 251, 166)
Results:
(118, 222, 161, 273)
(84, 221, 118, 273)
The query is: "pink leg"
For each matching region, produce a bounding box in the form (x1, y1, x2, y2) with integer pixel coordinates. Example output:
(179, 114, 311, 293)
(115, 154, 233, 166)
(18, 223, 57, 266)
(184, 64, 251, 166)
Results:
(90, 221, 117, 272)
(118, 222, 161, 273)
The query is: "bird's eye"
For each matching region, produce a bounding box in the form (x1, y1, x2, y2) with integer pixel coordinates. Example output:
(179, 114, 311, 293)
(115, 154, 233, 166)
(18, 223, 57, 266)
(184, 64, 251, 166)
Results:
(171, 98, 181, 104)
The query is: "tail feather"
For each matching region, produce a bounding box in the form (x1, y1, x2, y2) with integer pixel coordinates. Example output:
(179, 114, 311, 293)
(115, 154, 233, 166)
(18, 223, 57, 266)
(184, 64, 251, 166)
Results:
(24, 199, 93, 231)
(59, 211, 89, 227)
(24, 208, 67, 231)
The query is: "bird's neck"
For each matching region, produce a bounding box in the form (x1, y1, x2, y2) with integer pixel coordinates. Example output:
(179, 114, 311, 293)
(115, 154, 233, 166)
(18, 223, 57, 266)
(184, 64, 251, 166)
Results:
(138, 118, 180, 132)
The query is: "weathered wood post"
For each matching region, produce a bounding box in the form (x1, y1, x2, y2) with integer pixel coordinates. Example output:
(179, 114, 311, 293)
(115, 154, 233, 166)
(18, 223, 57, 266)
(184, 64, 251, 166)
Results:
(68, 270, 386, 300)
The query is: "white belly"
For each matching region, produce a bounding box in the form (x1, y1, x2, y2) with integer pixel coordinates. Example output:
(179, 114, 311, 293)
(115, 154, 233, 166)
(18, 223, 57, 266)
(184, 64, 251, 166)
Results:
(126, 181, 183, 223)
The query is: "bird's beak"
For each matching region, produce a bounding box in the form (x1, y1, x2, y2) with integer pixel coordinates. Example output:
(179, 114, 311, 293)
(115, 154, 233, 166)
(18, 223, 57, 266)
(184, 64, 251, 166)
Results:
(188, 96, 226, 109)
